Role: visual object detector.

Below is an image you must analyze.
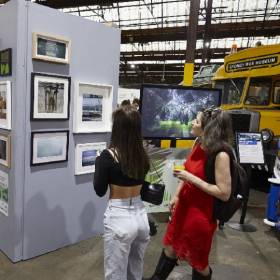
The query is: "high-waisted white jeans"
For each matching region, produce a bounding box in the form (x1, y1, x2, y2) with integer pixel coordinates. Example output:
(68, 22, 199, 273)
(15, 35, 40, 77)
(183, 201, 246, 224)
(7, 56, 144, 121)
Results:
(103, 196, 150, 280)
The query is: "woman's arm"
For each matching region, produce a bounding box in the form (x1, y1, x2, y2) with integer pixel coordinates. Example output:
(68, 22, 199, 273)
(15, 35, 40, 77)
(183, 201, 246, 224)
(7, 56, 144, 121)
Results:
(173, 151, 231, 201)
(93, 152, 110, 197)
(169, 180, 184, 211)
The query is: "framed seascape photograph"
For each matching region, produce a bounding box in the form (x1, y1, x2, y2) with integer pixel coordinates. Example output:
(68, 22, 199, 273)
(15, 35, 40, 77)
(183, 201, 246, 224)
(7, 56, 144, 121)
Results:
(0, 133, 11, 168)
(75, 142, 107, 175)
(32, 32, 71, 64)
(31, 73, 71, 120)
(31, 131, 69, 166)
(0, 81, 11, 130)
(73, 82, 113, 133)
(0, 48, 12, 76)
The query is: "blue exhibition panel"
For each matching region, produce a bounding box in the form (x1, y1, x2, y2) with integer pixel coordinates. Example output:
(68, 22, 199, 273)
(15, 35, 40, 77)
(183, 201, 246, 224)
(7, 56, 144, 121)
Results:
(267, 181, 280, 222)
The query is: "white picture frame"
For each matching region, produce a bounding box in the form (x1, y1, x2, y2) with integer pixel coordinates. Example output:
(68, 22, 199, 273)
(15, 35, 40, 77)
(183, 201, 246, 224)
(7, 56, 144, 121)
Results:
(75, 142, 107, 175)
(32, 32, 71, 64)
(31, 130, 69, 166)
(73, 82, 113, 133)
(0, 81, 11, 130)
(31, 72, 71, 120)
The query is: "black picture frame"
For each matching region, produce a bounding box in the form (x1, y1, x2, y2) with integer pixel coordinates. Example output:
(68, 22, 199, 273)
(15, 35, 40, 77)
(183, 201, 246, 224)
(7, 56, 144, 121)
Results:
(31, 72, 71, 121)
(139, 83, 222, 140)
(0, 48, 12, 77)
(30, 130, 69, 166)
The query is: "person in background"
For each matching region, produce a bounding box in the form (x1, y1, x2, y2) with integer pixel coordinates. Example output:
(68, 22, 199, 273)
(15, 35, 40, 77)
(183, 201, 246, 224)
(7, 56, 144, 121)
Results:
(120, 99, 131, 107)
(132, 98, 140, 110)
(144, 107, 233, 280)
(94, 105, 150, 280)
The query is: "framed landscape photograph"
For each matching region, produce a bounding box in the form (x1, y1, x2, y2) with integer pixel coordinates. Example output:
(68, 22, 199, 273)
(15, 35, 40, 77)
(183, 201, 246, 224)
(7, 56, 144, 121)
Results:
(32, 32, 71, 64)
(73, 82, 113, 133)
(31, 73, 71, 120)
(0, 81, 11, 130)
(31, 130, 69, 166)
(0, 133, 11, 168)
(75, 142, 106, 175)
(0, 48, 12, 76)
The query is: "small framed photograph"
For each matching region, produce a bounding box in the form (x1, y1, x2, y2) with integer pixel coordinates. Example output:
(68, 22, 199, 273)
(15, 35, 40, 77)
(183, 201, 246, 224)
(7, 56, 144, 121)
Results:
(31, 130, 69, 166)
(75, 142, 107, 175)
(32, 32, 71, 64)
(0, 133, 11, 168)
(0, 48, 12, 76)
(31, 72, 71, 120)
(0, 81, 11, 130)
(73, 82, 113, 133)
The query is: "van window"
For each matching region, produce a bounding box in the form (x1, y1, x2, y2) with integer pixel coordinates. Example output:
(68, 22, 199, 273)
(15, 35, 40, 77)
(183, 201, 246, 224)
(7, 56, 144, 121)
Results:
(273, 81, 280, 104)
(214, 78, 245, 104)
(245, 78, 271, 105)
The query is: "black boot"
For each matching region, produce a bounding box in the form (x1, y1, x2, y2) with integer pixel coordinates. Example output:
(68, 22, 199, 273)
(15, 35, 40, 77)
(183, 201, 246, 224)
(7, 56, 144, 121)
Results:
(143, 249, 177, 280)
(192, 267, 212, 280)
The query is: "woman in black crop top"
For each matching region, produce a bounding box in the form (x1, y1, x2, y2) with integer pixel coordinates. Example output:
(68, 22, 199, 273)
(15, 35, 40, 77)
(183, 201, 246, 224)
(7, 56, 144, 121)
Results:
(94, 105, 150, 280)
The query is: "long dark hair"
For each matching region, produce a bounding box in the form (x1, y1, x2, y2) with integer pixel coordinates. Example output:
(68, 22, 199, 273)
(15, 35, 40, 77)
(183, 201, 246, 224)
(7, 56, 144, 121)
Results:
(110, 105, 150, 180)
(200, 107, 234, 155)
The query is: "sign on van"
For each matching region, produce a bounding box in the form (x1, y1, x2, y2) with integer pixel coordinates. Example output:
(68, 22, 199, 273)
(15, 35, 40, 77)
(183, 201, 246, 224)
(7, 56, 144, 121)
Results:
(226, 54, 279, 72)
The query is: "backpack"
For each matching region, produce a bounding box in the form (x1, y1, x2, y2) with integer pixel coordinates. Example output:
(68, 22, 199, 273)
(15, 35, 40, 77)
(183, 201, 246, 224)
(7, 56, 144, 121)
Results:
(205, 148, 249, 223)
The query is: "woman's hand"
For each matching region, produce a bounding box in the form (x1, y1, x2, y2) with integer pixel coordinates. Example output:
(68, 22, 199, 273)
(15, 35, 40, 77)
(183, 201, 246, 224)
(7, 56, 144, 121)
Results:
(169, 195, 179, 212)
(173, 169, 192, 182)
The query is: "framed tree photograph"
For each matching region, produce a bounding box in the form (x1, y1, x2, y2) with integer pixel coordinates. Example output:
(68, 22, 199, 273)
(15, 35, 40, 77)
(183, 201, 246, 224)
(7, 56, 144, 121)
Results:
(31, 130, 69, 166)
(75, 142, 106, 175)
(73, 82, 113, 133)
(32, 32, 71, 64)
(0, 133, 11, 168)
(0, 81, 11, 130)
(31, 73, 71, 120)
(0, 48, 12, 76)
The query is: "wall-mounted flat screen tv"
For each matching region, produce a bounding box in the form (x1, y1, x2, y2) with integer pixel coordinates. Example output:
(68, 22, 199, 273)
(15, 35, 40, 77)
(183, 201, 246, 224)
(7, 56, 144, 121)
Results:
(140, 84, 222, 140)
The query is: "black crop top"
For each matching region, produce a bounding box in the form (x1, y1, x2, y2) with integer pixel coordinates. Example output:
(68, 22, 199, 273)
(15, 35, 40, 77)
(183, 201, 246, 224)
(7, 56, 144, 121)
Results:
(94, 149, 144, 197)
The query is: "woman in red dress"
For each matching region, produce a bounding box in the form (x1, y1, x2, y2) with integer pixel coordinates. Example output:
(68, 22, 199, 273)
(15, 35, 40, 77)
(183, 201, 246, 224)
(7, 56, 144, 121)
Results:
(144, 107, 233, 280)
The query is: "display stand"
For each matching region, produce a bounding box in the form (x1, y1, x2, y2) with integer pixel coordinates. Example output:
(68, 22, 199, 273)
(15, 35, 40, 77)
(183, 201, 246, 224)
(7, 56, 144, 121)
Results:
(0, 0, 120, 262)
(227, 132, 265, 232)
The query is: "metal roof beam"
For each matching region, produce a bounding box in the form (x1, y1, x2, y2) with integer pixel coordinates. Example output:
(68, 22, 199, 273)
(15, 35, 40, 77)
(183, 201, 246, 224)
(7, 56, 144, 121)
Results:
(121, 19, 280, 43)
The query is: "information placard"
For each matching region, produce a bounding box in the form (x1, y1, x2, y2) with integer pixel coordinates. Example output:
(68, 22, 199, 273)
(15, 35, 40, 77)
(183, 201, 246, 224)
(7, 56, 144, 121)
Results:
(236, 132, 265, 164)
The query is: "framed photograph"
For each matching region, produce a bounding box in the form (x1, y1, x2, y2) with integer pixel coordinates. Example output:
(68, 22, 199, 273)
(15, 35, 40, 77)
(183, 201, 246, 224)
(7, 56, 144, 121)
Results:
(0, 48, 12, 76)
(0, 170, 9, 216)
(32, 32, 71, 64)
(0, 81, 11, 130)
(31, 72, 71, 120)
(0, 133, 11, 168)
(75, 142, 107, 175)
(31, 130, 69, 166)
(73, 82, 113, 133)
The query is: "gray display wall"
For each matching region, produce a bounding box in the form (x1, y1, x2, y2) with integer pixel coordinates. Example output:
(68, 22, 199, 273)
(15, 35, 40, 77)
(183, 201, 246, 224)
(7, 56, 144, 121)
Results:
(0, 0, 120, 262)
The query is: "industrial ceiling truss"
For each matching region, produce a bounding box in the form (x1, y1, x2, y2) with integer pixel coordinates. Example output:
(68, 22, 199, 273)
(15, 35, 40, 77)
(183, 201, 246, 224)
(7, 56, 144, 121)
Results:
(1, 0, 280, 86)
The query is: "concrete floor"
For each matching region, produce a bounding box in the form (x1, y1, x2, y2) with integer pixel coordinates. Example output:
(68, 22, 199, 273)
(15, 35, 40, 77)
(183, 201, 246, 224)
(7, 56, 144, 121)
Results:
(0, 190, 279, 280)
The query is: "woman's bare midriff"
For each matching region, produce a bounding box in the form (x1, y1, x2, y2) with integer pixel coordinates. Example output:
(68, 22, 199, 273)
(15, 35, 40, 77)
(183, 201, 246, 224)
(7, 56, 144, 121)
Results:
(109, 184, 142, 199)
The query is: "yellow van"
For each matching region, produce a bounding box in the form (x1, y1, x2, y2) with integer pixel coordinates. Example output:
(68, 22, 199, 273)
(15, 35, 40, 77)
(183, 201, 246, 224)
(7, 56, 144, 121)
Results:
(213, 44, 280, 137)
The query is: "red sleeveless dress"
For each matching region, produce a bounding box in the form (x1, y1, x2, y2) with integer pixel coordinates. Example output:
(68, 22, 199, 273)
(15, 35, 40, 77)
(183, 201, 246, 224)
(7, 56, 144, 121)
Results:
(163, 143, 217, 271)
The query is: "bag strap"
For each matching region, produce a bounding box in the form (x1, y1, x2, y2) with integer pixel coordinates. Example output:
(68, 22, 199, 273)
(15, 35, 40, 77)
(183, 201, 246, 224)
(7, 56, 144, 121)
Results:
(149, 159, 165, 185)
(205, 146, 235, 185)
(107, 148, 119, 163)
